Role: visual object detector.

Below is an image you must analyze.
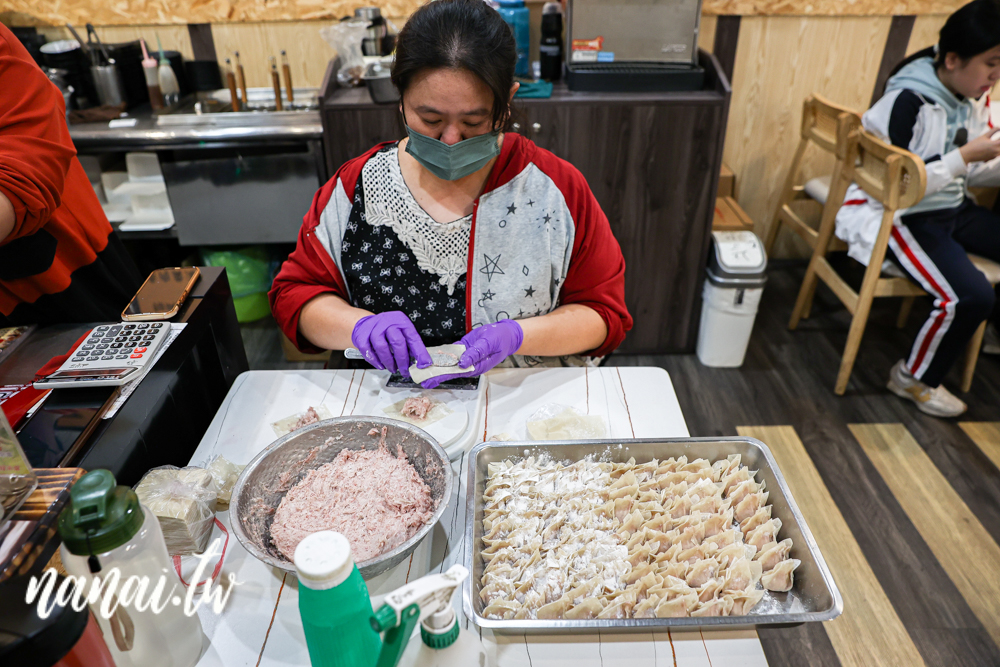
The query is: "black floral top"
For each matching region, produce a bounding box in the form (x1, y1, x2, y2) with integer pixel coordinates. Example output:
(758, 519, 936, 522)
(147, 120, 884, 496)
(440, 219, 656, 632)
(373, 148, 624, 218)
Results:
(340, 145, 470, 347)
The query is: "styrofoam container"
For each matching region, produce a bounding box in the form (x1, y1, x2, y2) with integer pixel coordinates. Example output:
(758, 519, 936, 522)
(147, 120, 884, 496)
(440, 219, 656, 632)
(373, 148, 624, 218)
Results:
(126, 152, 165, 182)
(102, 204, 131, 223)
(111, 181, 166, 197)
(101, 172, 130, 205)
(131, 191, 171, 212)
(119, 208, 175, 232)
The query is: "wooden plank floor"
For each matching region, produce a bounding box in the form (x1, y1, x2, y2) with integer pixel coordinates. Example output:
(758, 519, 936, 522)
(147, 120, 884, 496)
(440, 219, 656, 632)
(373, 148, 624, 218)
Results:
(851, 423, 1000, 648)
(243, 262, 1000, 666)
(737, 426, 925, 667)
(608, 262, 1000, 666)
(960, 422, 1000, 471)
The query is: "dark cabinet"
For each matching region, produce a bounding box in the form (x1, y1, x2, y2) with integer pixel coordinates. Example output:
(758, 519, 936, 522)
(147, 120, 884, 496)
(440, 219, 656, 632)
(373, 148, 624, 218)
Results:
(320, 51, 731, 353)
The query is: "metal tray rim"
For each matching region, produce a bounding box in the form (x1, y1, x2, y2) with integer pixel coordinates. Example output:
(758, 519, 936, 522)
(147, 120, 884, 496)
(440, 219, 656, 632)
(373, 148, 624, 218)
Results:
(462, 437, 844, 632)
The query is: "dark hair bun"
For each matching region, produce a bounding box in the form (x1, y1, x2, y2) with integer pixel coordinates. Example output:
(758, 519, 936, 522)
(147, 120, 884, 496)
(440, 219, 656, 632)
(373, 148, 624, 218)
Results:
(391, 0, 517, 130)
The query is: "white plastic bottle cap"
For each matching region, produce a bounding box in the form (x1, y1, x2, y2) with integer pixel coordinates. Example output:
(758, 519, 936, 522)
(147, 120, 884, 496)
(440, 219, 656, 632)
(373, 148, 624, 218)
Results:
(294, 531, 355, 590)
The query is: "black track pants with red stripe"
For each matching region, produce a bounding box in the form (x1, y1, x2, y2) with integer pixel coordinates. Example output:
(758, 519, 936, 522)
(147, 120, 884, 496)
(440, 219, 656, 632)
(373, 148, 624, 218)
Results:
(890, 199, 1000, 387)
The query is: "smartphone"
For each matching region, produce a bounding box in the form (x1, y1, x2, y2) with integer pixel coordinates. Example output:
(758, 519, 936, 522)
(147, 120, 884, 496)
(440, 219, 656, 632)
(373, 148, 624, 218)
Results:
(122, 267, 200, 321)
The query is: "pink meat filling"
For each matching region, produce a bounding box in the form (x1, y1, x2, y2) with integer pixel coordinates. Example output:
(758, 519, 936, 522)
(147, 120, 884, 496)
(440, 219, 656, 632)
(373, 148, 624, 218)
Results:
(291, 407, 320, 432)
(401, 396, 433, 421)
(270, 433, 434, 562)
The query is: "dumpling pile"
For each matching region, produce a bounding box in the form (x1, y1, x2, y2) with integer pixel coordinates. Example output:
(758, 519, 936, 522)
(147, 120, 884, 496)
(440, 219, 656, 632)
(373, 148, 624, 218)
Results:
(479, 454, 800, 620)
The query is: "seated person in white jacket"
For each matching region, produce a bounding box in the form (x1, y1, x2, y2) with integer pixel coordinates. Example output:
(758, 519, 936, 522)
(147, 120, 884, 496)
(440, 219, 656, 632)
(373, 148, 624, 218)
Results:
(834, 0, 1000, 418)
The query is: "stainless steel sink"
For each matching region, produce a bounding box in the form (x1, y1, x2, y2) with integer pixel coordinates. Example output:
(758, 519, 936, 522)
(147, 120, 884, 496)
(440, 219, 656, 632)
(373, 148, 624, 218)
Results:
(156, 87, 320, 127)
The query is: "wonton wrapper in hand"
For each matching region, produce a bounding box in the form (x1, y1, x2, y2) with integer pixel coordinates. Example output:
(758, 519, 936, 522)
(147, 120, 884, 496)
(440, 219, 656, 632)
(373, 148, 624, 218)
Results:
(409, 344, 474, 384)
(382, 394, 453, 426)
(271, 404, 334, 437)
(527, 405, 607, 440)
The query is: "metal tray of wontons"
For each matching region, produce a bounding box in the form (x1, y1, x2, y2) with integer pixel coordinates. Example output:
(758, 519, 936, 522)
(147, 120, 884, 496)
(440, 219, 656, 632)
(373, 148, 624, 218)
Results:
(463, 438, 843, 632)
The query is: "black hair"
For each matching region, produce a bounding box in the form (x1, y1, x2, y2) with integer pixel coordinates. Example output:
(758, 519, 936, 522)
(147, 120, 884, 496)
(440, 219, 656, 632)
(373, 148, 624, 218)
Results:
(391, 0, 517, 131)
(887, 0, 1000, 80)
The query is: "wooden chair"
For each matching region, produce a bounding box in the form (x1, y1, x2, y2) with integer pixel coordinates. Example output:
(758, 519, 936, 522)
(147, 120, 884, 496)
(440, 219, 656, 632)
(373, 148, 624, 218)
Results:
(764, 94, 862, 257)
(789, 127, 928, 395)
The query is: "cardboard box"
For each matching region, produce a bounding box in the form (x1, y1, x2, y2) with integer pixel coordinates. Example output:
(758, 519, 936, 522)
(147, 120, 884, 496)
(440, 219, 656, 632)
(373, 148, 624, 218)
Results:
(718, 163, 735, 198)
(713, 196, 755, 232)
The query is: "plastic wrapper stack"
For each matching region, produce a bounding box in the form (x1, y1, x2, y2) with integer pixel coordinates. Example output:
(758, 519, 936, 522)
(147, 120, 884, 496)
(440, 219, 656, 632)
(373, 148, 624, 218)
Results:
(134, 466, 218, 555)
(206, 456, 245, 507)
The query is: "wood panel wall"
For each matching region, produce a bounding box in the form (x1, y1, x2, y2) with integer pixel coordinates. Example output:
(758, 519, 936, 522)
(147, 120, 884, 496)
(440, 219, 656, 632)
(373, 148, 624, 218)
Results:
(723, 15, 891, 258)
(5, 4, 961, 260)
(907, 14, 948, 55)
(0, 0, 965, 25)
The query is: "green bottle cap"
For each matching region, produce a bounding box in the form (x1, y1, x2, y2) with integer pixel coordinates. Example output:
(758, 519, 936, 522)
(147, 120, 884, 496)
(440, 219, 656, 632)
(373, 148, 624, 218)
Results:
(58, 470, 144, 555)
(420, 615, 459, 649)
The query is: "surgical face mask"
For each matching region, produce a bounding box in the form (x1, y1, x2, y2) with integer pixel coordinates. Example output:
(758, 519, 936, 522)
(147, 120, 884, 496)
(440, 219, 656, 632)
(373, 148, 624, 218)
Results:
(403, 121, 501, 181)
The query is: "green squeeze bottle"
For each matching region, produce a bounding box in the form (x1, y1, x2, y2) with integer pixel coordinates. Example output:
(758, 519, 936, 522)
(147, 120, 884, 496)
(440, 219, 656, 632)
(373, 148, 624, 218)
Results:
(295, 532, 382, 667)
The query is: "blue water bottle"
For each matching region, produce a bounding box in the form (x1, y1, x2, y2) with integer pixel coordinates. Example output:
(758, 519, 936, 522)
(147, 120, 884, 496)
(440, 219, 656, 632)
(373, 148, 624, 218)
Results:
(496, 0, 530, 77)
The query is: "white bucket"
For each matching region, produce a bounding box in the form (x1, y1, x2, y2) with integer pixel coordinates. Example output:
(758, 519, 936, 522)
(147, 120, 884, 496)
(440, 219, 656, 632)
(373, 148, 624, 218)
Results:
(696, 279, 764, 367)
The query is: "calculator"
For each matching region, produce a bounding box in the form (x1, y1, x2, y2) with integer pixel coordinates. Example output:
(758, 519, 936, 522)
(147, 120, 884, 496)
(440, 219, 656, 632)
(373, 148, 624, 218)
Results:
(32, 322, 171, 389)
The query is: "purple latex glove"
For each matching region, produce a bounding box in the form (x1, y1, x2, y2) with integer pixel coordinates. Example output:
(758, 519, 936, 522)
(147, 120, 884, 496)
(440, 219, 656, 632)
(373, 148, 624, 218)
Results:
(421, 319, 524, 389)
(351, 311, 432, 376)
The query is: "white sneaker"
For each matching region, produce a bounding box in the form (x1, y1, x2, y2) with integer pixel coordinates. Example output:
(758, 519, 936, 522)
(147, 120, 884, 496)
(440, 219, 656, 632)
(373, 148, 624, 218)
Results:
(984, 322, 1000, 355)
(887, 360, 967, 418)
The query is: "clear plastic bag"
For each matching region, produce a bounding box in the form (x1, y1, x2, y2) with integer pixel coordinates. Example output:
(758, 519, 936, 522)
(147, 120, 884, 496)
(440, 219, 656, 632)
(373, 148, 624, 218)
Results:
(205, 455, 245, 507)
(320, 20, 369, 86)
(134, 466, 217, 555)
(526, 404, 607, 440)
(0, 408, 37, 524)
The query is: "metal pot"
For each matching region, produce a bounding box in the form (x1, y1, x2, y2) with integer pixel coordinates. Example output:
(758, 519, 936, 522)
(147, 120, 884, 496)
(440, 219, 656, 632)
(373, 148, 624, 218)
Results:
(229, 416, 452, 579)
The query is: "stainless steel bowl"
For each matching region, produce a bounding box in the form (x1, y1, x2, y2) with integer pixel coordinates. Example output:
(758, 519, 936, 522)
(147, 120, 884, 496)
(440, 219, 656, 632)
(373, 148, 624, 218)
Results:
(230, 416, 452, 579)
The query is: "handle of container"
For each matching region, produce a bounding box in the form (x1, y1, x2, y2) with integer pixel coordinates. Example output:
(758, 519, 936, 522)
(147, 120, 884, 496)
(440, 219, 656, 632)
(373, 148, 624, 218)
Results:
(173, 518, 229, 587)
(69, 469, 116, 528)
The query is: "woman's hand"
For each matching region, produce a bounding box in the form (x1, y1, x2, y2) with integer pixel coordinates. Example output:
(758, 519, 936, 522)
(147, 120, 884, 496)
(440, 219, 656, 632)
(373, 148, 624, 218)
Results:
(421, 320, 523, 389)
(352, 311, 433, 376)
(960, 130, 1000, 164)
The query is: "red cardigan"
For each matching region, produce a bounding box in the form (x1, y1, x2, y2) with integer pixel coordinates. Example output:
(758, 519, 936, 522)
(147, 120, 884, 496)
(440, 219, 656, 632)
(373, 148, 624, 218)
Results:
(0, 24, 114, 317)
(270, 133, 632, 357)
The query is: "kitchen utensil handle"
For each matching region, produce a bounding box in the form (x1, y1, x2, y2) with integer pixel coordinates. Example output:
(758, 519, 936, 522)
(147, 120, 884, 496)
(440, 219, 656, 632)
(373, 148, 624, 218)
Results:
(271, 69, 283, 111)
(236, 65, 248, 106)
(226, 71, 241, 111)
(282, 64, 294, 103)
(344, 348, 363, 360)
(86, 23, 112, 63)
(66, 24, 93, 63)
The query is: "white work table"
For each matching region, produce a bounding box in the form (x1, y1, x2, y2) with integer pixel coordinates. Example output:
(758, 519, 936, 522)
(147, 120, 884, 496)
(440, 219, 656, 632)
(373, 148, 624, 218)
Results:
(186, 367, 769, 667)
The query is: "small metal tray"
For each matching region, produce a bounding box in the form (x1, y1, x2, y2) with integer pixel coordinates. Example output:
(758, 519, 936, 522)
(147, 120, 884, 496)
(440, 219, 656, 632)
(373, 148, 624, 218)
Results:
(463, 437, 843, 632)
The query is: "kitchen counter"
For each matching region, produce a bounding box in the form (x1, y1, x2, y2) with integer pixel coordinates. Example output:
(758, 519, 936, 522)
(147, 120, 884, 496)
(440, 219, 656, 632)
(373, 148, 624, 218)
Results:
(184, 367, 769, 666)
(68, 91, 327, 246)
(69, 106, 322, 150)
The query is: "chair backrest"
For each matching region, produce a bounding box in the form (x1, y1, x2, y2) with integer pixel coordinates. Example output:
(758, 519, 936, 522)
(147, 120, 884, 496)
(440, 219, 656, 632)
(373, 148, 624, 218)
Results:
(848, 129, 926, 211)
(801, 94, 862, 155)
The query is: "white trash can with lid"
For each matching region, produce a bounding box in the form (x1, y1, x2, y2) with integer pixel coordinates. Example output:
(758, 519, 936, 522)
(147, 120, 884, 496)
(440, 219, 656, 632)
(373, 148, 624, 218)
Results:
(696, 231, 768, 367)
